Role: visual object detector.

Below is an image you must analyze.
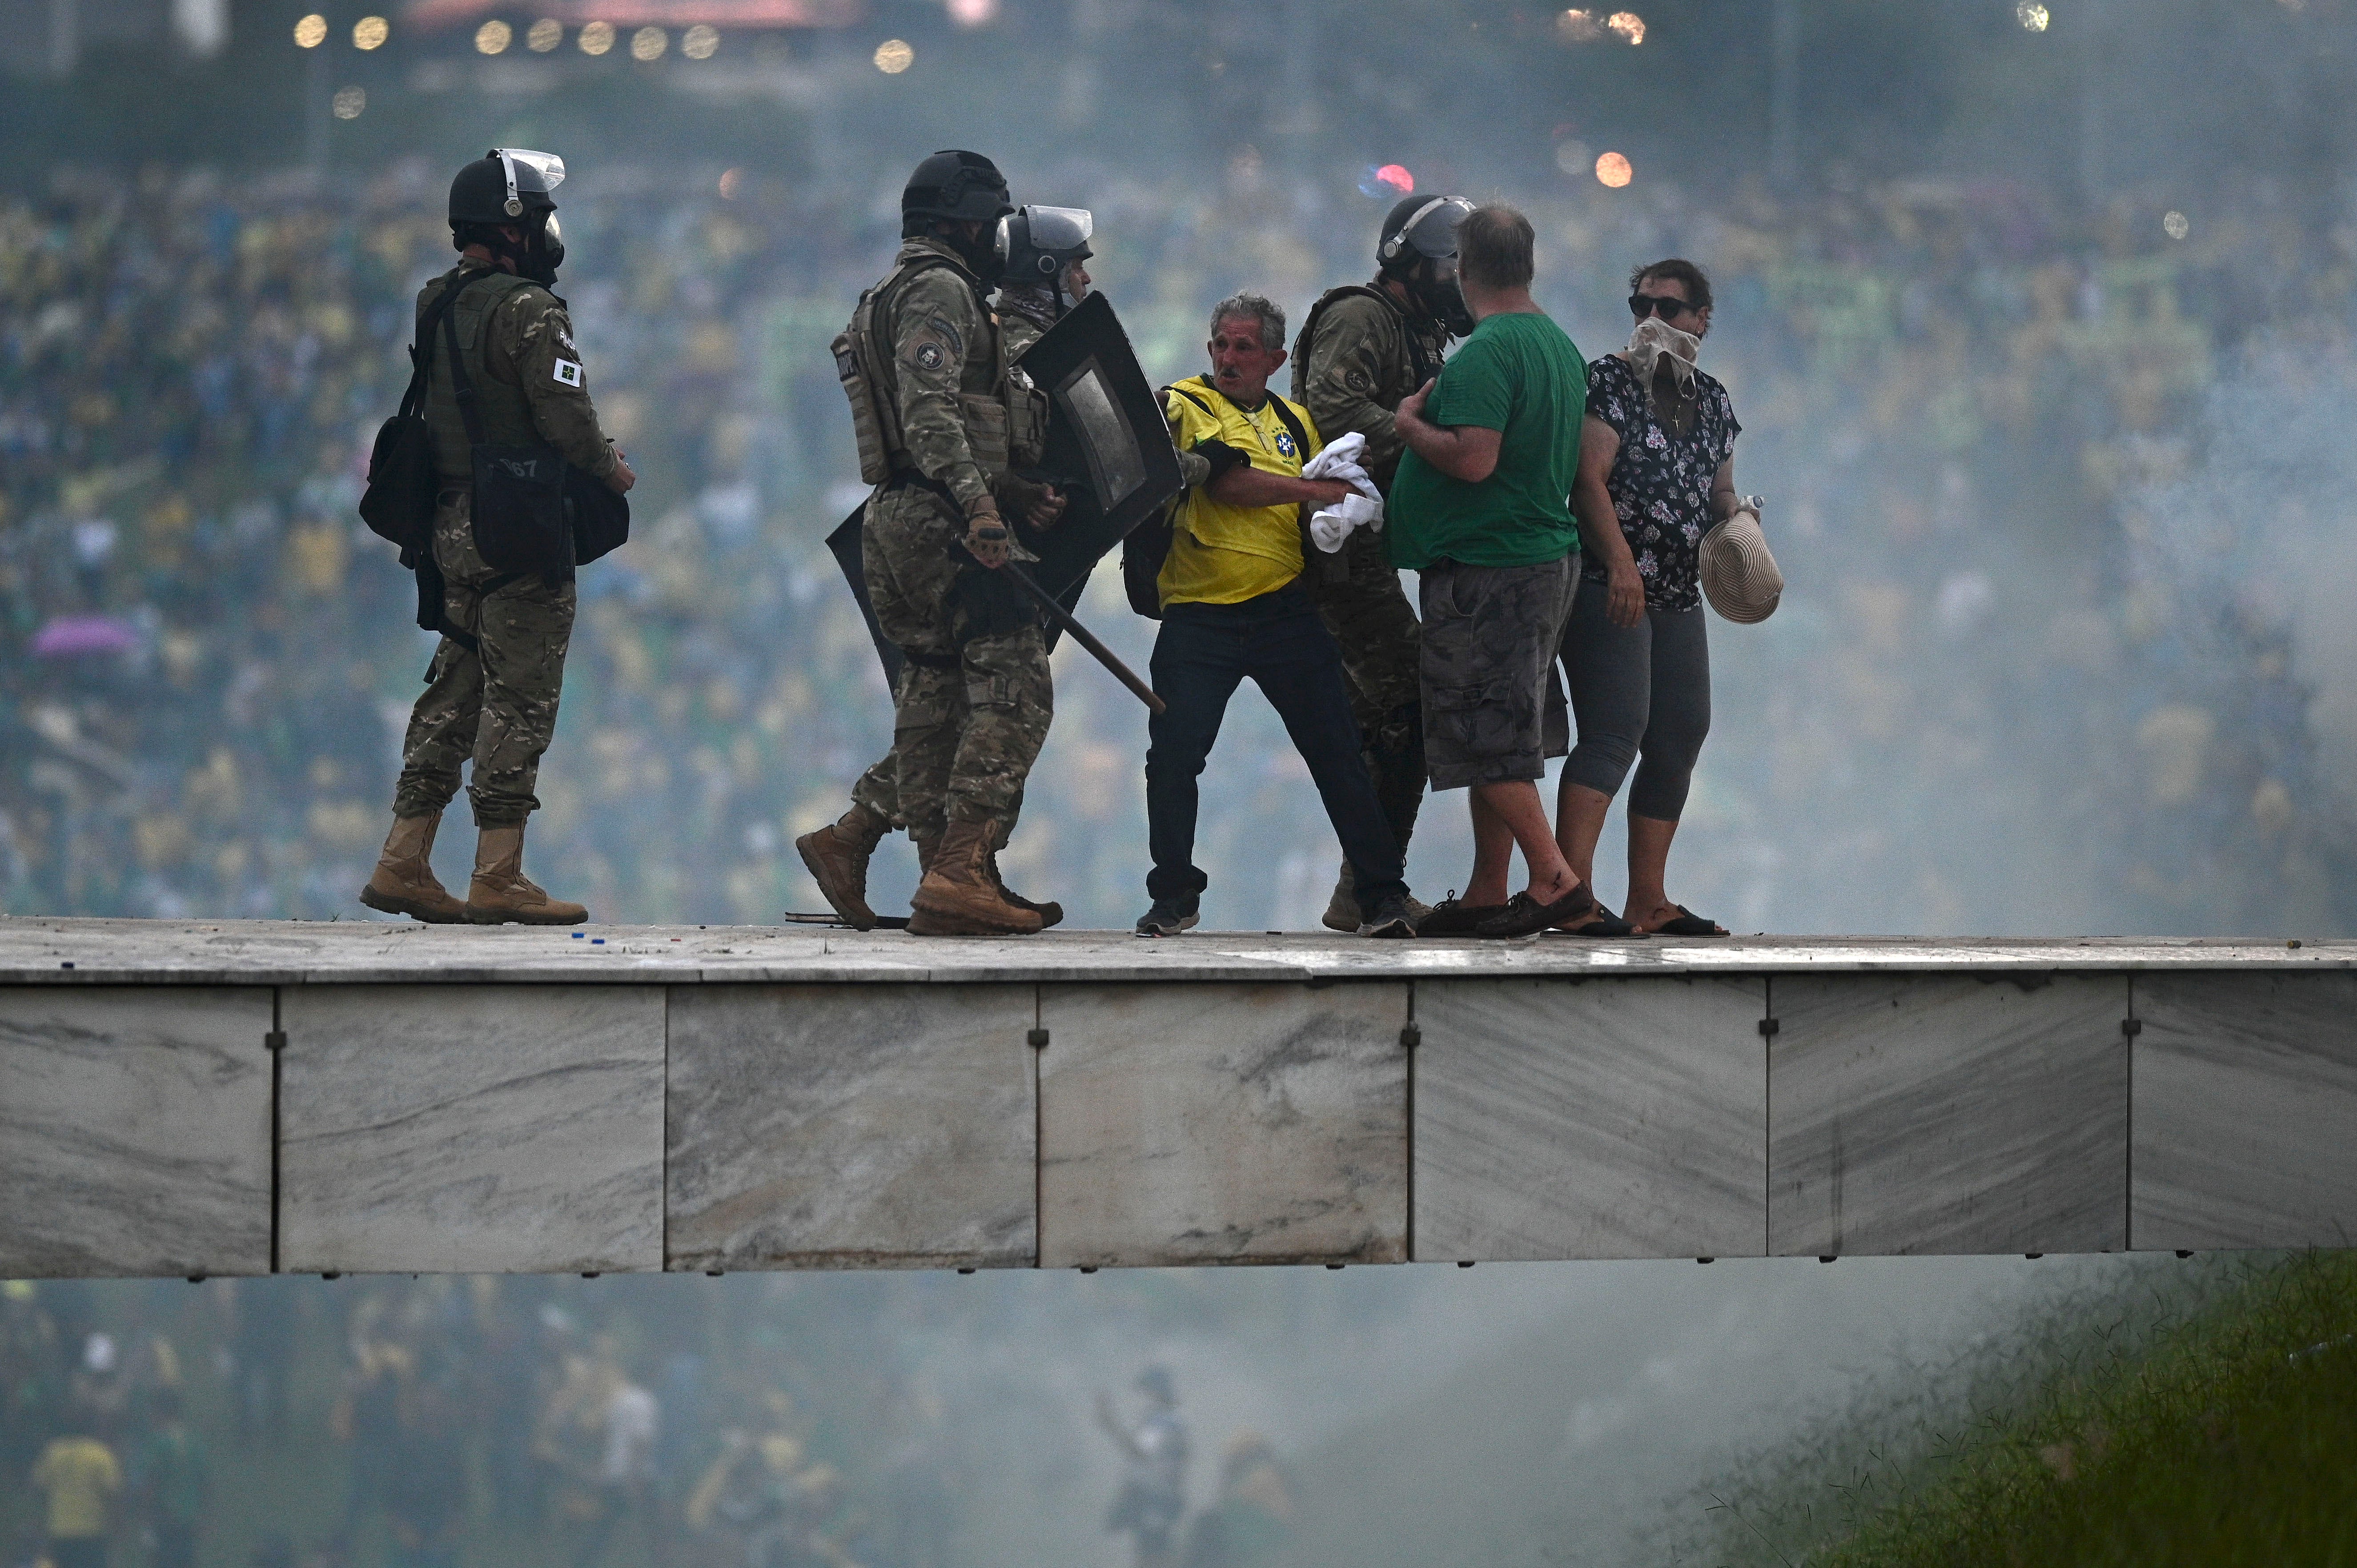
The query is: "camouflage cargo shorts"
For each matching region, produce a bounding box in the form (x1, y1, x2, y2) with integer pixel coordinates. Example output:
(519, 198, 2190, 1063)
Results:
(1415, 554, 1575, 790)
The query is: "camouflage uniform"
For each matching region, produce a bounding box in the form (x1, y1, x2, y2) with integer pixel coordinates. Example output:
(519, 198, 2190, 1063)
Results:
(847, 239, 1051, 842)
(848, 279, 1060, 833)
(1291, 283, 1453, 849)
(995, 285, 1059, 359)
(391, 261, 617, 827)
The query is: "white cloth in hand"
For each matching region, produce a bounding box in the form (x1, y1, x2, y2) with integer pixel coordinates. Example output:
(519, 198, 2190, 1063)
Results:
(1310, 492, 1384, 554)
(1301, 430, 1384, 553)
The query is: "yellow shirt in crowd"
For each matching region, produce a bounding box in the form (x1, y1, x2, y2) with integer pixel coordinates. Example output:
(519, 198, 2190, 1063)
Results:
(32, 1436, 120, 1539)
(1158, 374, 1325, 609)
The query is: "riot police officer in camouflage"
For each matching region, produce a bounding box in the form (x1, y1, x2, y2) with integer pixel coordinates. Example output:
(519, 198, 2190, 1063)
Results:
(797, 150, 1064, 937)
(359, 148, 634, 927)
(1291, 194, 1475, 930)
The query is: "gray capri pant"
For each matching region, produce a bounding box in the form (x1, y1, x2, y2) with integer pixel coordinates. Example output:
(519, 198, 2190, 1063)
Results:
(1558, 573, 1711, 821)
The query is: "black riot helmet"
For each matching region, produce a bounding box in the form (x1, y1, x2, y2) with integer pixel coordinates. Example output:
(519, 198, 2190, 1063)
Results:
(1377, 193, 1474, 337)
(997, 205, 1093, 308)
(902, 150, 1014, 229)
(901, 150, 1013, 277)
(450, 148, 567, 285)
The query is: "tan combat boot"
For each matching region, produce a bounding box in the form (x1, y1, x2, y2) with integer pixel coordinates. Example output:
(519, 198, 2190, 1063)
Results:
(903, 830, 948, 935)
(464, 822, 588, 926)
(988, 849, 1063, 929)
(795, 803, 891, 930)
(358, 814, 469, 923)
(907, 818, 1041, 935)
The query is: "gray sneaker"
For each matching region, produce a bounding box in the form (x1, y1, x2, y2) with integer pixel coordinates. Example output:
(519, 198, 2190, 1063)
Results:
(1328, 861, 1431, 933)
(1357, 890, 1418, 938)
(1135, 896, 1200, 937)
(1320, 862, 1359, 933)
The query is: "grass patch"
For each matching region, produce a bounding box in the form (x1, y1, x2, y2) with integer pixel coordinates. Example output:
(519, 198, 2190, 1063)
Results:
(1654, 1251, 2357, 1567)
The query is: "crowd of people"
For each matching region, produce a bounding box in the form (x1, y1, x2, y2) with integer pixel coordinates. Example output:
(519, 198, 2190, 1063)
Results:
(0, 152, 2346, 933)
(0, 1275, 940, 1568)
(0, 1274, 1303, 1568)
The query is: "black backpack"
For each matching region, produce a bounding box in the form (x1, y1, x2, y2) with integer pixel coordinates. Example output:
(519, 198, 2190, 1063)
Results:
(439, 293, 631, 574)
(358, 273, 477, 559)
(1123, 383, 1314, 619)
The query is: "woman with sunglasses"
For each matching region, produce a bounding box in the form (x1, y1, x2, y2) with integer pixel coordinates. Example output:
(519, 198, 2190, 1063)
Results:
(1554, 259, 1741, 937)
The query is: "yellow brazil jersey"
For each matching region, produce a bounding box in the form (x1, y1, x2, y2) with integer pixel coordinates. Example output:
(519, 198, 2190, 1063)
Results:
(1158, 374, 1325, 609)
(33, 1436, 120, 1539)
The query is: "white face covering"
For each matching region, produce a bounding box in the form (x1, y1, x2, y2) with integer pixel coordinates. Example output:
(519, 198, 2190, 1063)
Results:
(1621, 314, 1701, 392)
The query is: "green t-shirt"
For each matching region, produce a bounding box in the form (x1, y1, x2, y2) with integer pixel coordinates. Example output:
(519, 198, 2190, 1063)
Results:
(1387, 311, 1586, 569)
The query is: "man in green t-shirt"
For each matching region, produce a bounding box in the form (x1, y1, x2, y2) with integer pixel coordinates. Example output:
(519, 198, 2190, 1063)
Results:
(1390, 203, 1630, 939)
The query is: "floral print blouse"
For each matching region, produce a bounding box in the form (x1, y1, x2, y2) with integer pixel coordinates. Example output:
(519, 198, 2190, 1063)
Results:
(1581, 353, 1740, 614)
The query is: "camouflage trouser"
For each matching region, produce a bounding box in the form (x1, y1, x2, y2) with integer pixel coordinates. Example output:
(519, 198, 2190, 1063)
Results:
(1307, 524, 1426, 846)
(853, 485, 1051, 837)
(391, 490, 575, 827)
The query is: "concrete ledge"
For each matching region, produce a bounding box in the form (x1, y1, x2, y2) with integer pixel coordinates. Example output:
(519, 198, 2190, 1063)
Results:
(1767, 974, 2128, 1257)
(1414, 975, 1766, 1262)
(3, 918, 2352, 1276)
(0, 986, 272, 1277)
(666, 983, 1036, 1271)
(2133, 971, 2357, 1251)
(1038, 982, 1408, 1268)
(2, 918, 2346, 987)
(279, 985, 665, 1275)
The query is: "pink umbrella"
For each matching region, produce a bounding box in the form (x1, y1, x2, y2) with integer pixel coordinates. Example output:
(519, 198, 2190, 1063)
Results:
(30, 614, 138, 658)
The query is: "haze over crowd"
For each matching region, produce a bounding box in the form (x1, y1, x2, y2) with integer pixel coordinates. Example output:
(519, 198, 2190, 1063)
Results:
(1, 3, 2349, 1565)
(4, 0, 2350, 933)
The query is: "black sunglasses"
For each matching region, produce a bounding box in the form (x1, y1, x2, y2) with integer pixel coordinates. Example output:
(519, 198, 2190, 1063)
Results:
(1629, 292, 1698, 319)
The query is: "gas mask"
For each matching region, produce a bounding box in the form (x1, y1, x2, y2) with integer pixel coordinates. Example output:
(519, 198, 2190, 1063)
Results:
(496, 148, 566, 283)
(941, 220, 1008, 281)
(1379, 195, 1476, 338)
(1412, 256, 1475, 338)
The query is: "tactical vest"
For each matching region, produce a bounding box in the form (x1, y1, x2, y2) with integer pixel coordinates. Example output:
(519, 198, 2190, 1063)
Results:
(833, 251, 1043, 487)
(422, 268, 545, 485)
(1290, 283, 1448, 407)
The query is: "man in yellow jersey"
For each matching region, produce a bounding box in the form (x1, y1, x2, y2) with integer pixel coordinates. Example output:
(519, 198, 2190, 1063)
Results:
(31, 1424, 120, 1568)
(1136, 294, 1418, 938)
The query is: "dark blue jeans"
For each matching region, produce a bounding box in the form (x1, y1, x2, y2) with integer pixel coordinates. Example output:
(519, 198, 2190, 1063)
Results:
(1145, 586, 1409, 908)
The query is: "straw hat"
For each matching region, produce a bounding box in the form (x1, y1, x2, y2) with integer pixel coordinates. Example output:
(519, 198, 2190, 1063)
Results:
(1699, 507, 1782, 623)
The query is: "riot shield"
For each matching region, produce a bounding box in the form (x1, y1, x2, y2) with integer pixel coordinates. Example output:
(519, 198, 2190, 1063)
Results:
(1009, 290, 1185, 601)
(824, 503, 902, 689)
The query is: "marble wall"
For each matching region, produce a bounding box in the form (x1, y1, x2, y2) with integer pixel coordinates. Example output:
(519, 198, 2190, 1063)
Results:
(1037, 982, 1409, 1267)
(1768, 974, 2129, 1256)
(0, 987, 272, 1277)
(667, 984, 1036, 1271)
(1414, 975, 1767, 1261)
(2133, 971, 2357, 1251)
(278, 985, 665, 1275)
(13, 961, 2357, 1277)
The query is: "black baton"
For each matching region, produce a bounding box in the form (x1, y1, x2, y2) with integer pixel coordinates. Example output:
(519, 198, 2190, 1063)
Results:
(1003, 561, 1167, 716)
(955, 545, 1167, 715)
